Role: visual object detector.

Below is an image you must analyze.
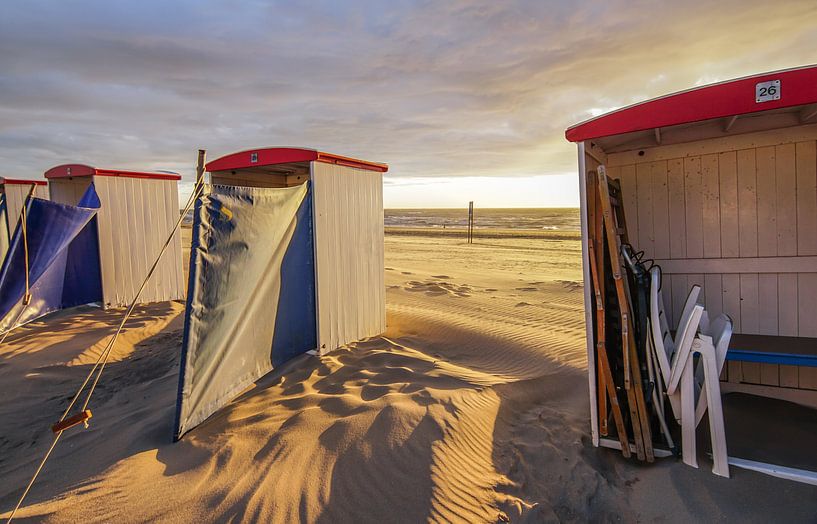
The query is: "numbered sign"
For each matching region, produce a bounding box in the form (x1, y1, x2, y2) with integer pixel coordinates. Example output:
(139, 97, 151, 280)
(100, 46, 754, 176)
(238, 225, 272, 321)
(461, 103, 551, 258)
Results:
(756, 80, 781, 103)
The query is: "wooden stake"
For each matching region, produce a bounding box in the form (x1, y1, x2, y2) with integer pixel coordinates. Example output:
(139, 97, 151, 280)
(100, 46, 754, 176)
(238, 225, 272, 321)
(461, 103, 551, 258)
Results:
(51, 410, 92, 433)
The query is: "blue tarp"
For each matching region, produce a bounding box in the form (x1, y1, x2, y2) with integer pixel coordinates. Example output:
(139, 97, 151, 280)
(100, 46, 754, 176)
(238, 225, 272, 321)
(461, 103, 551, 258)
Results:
(0, 184, 102, 332)
(175, 183, 316, 439)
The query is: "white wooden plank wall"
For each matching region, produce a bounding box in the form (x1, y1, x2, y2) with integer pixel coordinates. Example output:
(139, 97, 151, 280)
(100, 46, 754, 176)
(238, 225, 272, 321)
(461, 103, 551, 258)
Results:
(52, 177, 185, 308)
(311, 163, 386, 354)
(608, 134, 817, 390)
(2, 183, 49, 235)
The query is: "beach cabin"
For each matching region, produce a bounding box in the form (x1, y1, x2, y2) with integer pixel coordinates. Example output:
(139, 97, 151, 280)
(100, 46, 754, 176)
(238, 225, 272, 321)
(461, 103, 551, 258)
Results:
(0, 178, 48, 259)
(174, 147, 387, 438)
(206, 147, 388, 354)
(566, 66, 817, 482)
(45, 164, 186, 308)
(1, 178, 48, 234)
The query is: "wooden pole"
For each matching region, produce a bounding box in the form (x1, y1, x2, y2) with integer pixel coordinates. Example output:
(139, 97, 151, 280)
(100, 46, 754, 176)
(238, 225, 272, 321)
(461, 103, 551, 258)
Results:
(468, 201, 474, 243)
(196, 149, 206, 186)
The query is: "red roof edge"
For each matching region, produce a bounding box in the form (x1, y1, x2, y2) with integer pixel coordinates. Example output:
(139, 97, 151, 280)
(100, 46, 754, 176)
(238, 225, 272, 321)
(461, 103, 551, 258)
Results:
(0, 177, 47, 186)
(44, 164, 181, 181)
(206, 147, 388, 173)
(565, 65, 817, 142)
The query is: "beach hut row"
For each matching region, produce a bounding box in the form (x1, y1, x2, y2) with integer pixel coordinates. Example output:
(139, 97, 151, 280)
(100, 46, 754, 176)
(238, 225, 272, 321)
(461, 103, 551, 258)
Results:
(0, 149, 388, 439)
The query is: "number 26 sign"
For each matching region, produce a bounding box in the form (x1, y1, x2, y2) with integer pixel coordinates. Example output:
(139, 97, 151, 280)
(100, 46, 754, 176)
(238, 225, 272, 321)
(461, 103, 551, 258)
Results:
(756, 80, 781, 103)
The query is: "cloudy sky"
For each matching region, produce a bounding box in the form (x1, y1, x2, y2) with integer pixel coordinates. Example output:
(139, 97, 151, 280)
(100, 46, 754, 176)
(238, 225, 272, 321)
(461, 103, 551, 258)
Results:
(1, 1, 816, 207)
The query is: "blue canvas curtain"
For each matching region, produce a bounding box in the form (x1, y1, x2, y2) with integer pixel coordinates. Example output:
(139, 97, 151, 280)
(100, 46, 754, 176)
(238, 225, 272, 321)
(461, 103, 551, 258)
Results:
(0, 184, 102, 332)
(175, 183, 317, 439)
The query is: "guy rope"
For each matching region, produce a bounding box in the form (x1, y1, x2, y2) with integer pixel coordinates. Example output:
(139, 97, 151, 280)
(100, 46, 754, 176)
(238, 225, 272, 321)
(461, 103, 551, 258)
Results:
(6, 151, 207, 522)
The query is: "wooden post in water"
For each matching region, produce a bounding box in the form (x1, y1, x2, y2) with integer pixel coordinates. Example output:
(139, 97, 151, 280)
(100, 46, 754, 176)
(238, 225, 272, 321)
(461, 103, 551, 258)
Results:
(467, 201, 474, 243)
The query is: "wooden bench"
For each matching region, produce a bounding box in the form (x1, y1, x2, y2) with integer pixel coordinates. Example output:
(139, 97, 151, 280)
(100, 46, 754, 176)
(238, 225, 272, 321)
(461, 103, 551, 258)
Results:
(722, 335, 817, 409)
(727, 335, 817, 368)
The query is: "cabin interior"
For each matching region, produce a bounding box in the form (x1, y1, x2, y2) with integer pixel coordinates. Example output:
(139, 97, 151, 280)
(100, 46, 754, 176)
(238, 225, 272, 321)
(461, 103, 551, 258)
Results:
(579, 104, 817, 475)
(209, 162, 310, 187)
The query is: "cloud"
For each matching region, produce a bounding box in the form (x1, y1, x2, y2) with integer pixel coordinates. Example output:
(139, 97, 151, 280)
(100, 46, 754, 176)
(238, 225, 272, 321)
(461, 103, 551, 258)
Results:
(0, 0, 815, 205)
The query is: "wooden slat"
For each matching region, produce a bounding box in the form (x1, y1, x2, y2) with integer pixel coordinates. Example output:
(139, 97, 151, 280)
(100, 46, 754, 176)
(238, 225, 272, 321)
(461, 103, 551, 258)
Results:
(757, 274, 779, 335)
(737, 149, 758, 257)
(739, 274, 759, 335)
(755, 146, 777, 257)
(654, 256, 817, 274)
(796, 141, 817, 255)
(684, 156, 704, 258)
(722, 274, 742, 333)
(727, 361, 742, 384)
(671, 274, 688, 328)
(780, 365, 800, 388)
(616, 165, 639, 250)
(778, 274, 799, 336)
(718, 151, 739, 258)
(704, 273, 723, 318)
(759, 363, 780, 386)
(799, 367, 817, 390)
(776, 143, 798, 256)
(701, 153, 721, 258)
(741, 362, 761, 384)
(687, 273, 705, 292)
(651, 161, 670, 259)
(635, 163, 654, 256)
(667, 158, 687, 259)
(798, 273, 817, 337)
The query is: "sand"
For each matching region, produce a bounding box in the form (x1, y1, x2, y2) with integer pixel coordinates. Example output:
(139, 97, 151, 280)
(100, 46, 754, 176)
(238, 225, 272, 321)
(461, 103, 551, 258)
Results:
(1, 229, 816, 522)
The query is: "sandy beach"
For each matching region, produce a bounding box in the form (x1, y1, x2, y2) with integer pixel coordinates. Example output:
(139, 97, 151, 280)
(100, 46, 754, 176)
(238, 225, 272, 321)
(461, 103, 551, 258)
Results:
(1, 228, 816, 522)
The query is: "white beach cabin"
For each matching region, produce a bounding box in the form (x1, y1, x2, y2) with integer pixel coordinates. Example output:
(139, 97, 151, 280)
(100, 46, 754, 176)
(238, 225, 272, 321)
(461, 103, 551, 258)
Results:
(205, 146, 388, 355)
(0, 177, 49, 259)
(566, 66, 817, 484)
(45, 164, 186, 308)
(173, 147, 388, 439)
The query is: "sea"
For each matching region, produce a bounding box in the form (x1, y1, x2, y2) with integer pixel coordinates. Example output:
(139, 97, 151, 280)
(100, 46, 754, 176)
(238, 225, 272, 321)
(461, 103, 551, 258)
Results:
(184, 208, 581, 232)
(385, 208, 580, 232)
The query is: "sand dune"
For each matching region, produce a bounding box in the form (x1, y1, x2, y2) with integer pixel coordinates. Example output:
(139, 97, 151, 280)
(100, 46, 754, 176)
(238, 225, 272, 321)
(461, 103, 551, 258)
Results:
(1, 232, 815, 522)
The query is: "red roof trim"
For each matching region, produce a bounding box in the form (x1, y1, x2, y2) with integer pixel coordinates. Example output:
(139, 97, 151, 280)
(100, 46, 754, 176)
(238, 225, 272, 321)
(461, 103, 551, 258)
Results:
(206, 147, 388, 173)
(0, 177, 47, 186)
(566, 65, 817, 142)
(44, 164, 181, 181)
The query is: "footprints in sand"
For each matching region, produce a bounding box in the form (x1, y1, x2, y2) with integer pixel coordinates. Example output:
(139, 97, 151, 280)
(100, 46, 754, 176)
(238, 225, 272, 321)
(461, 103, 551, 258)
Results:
(555, 279, 583, 291)
(405, 279, 473, 297)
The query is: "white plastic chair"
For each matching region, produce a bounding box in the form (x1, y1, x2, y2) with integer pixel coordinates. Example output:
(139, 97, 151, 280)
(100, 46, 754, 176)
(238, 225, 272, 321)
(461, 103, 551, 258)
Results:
(648, 267, 731, 477)
(690, 316, 732, 477)
(649, 268, 701, 425)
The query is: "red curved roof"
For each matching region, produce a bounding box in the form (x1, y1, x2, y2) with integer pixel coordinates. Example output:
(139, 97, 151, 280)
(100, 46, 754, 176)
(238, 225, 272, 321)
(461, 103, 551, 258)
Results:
(566, 65, 817, 142)
(0, 177, 47, 186)
(44, 164, 181, 181)
(206, 147, 388, 173)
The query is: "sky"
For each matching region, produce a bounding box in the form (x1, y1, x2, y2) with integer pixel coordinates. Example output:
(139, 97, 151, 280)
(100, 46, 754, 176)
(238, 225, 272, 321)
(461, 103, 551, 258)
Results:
(1, 1, 816, 208)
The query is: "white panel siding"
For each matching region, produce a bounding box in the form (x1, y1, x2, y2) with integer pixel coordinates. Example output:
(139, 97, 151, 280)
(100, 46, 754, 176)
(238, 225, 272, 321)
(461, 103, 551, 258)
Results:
(311, 162, 385, 354)
(50, 176, 185, 308)
(613, 130, 817, 339)
(2, 183, 49, 236)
